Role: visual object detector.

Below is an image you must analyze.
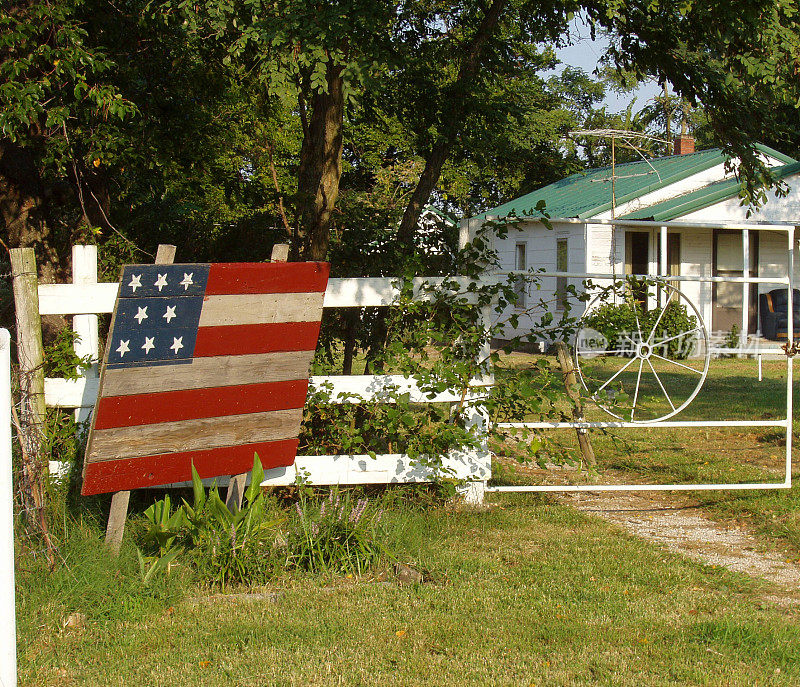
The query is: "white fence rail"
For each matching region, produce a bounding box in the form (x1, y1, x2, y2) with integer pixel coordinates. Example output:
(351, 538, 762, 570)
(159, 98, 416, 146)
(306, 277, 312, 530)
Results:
(43, 246, 491, 501)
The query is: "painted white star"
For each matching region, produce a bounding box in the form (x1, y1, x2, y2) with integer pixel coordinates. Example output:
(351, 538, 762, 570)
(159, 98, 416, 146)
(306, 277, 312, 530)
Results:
(170, 337, 184, 354)
(141, 337, 155, 354)
(163, 305, 177, 323)
(128, 274, 142, 293)
(154, 273, 168, 291)
(116, 339, 130, 357)
(134, 306, 148, 324)
(180, 272, 194, 290)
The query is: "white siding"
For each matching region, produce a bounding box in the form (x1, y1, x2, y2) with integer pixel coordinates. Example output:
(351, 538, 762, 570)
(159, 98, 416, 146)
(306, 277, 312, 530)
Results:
(682, 174, 800, 224)
(489, 221, 586, 341)
(677, 228, 713, 330)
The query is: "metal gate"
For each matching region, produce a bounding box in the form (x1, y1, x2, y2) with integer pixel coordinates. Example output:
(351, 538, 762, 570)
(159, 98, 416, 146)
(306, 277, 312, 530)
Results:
(485, 220, 795, 494)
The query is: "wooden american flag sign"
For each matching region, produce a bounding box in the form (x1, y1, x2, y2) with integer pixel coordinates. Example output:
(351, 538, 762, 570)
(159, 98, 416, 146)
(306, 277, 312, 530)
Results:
(81, 261, 329, 495)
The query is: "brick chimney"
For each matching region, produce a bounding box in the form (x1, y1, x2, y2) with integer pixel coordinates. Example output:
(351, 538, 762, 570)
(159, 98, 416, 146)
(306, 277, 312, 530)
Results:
(673, 135, 695, 155)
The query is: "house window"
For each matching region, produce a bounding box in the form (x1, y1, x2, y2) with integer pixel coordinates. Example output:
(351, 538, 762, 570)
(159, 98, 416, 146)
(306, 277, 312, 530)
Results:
(556, 238, 568, 310)
(625, 230, 650, 309)
(656, 233, 681, 301)
(514, 242, 527, 308)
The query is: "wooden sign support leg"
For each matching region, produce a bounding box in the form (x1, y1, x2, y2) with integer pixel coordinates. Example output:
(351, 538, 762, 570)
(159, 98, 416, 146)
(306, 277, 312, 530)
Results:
(105, 244, 176, 554)
(554, 342, 597, 468)
(224, 243, 290, 512)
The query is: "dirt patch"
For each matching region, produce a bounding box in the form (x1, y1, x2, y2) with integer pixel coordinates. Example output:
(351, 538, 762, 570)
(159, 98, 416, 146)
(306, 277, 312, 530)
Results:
(560, 490, 800, 592)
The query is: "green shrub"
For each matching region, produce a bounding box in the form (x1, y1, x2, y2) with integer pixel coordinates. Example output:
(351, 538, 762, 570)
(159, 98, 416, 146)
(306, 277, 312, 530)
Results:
(581, 301, 643, 353)
(582, 299, 697, 360)
(646, 301, 698, 360)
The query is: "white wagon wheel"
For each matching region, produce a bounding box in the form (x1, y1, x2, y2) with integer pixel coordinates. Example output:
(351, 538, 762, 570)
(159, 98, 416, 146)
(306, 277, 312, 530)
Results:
(573, 280, 710, 423)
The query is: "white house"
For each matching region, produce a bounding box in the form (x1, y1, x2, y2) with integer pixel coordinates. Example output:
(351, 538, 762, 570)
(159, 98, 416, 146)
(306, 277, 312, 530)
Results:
(461, 137, 800, 344)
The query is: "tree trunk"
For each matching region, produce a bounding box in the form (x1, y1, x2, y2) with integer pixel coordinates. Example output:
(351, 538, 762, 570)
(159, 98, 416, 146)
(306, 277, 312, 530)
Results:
(0, 140, 65, 284)
(341, 308, 359, 375)
(396, 0, 507, 251)
(296, 63, 345, 261)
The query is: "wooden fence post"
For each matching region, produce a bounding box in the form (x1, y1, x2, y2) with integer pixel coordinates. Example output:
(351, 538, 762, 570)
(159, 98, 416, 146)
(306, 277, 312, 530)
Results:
(10, 248, 49, 527)
(554, 341, 597, 467)
(224, 243, 289, 512)
(105, 244, 176, 554)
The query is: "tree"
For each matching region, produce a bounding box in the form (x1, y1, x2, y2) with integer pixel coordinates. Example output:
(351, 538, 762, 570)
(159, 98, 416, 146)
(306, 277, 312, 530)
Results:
(586, 0, 800, 200)
(0, 0, 136, 280)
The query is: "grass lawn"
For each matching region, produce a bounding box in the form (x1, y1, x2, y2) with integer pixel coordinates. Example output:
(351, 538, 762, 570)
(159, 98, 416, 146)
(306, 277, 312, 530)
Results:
(494, 354, 800, 550)
(17, 354, 800, 686)
(16, 496, 800, 686)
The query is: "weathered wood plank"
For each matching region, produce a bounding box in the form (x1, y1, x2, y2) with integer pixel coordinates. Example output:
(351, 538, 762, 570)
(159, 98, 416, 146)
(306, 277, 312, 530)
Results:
(10, 248, 49, 528)
(94, 379, 308, 429)
(88, 407, 302, 462)
(554, 342, 596, 467)
(101, 350, 314, 397)
(197, 292, 324, 327)
(206, 260, 327, 294)
(83, 438, 298, 494)
(193, 322, 321, 357)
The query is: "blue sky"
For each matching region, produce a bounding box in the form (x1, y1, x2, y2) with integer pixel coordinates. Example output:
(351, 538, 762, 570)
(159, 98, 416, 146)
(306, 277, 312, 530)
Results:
(553, 17, 661, 112)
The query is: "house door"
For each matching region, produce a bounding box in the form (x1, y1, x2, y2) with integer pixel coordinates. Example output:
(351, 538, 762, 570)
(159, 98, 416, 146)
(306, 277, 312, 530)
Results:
(625, 231, 650, 308)
(712, 230, 758, 334)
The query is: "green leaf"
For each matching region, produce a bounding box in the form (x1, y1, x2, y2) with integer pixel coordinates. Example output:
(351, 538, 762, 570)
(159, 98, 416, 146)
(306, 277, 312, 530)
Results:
(191, 462, 206, 510)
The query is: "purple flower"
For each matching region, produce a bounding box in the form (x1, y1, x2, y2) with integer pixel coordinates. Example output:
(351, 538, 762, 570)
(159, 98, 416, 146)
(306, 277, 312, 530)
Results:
(350, 498, 368, 524)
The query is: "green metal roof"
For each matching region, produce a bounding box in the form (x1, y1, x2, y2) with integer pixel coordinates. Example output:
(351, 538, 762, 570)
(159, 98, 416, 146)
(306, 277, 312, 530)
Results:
(621, 161, 800, 221)
(422, 205, 458, 227)
(474, 144, 797, 221)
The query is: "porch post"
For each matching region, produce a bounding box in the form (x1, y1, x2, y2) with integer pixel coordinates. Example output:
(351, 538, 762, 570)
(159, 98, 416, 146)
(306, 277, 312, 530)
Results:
(660, 225, 668, 308)
(742, 228, 749, 350)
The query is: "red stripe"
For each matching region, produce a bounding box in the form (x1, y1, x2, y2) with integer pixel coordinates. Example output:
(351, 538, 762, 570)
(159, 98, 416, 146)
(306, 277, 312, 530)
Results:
(206, 262, 329, 295)
(81, 439, 298, 495)
(93, 379, 309, 429)
(193, 322, 321, 357)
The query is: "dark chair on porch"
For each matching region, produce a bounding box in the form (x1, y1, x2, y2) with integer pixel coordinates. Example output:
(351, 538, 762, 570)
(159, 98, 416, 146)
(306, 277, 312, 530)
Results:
(759, 288, 800, 340)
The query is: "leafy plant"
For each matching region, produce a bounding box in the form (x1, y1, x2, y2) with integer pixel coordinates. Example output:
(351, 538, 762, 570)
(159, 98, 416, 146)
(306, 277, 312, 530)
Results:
(582, 297, 698, 360)
(724, 324, 741, 353)
(139, 455, 284, 589)
(284, 489, 389, 575)
(43, 328, 93, 380)
(301, 216, 594, 475)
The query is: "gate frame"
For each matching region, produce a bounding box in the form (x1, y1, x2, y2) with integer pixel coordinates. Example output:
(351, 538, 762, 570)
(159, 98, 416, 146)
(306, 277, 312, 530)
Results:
(486, 219, 795, 495)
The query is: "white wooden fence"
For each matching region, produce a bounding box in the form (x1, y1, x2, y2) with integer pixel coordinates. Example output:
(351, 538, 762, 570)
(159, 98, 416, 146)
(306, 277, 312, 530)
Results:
(42, 246, 491, 502)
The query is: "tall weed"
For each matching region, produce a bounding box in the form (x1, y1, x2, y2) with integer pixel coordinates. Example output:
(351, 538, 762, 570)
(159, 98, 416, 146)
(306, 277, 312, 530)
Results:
(284, 488, 389, 574)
